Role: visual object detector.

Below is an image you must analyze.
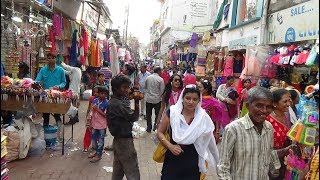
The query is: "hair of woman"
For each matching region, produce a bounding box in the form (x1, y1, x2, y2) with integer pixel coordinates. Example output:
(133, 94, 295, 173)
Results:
(163, 74, 183, 105)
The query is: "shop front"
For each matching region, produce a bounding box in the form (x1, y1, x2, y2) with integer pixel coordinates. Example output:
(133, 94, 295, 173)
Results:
(266, 0, 319, 92)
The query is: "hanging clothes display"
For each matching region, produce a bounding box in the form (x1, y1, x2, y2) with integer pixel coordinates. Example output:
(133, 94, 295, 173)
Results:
(223, 55, 234, 76)
(233, 54, 243, 74)
(197, 45, 207, 66)
(49, 26, 56, 52)
(189, 33, 198, 48)
(125, 50, 131, 62)
(206, 52, 215, 73)
(202, 31, 211, 46)
(240, 48, 260, 78)
(88, 38, 96, 66)
(217, 52, 224, 73)
(53, 14, 61, 37)
(62, 19, 72, 40)
(109, 37, 119, 77)
(69, 29, 78, 66)
(78, 28, 85, 66)
(94, 38, 101, 67)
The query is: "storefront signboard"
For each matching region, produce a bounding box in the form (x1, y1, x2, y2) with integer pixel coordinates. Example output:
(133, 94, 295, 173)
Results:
(229, 36, 258, 50)
(267, 0, 319, 44)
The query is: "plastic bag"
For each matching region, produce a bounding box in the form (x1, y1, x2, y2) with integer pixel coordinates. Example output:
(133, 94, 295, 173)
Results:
(82, 89, 92, 100)
(28, 124, 46, 157)
(131, 122, 146, 139)
(66, 103, 78, 118)
(296, 95, 317, 120)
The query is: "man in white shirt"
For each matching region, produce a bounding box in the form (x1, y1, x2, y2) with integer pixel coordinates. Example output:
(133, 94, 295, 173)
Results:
(145, 67, 165, 132)
(138, 65, 151, 119)
(61, 62, 82, 125)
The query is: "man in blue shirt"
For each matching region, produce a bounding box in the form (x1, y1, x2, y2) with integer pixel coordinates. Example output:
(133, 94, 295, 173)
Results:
(35, 52, 66, 129)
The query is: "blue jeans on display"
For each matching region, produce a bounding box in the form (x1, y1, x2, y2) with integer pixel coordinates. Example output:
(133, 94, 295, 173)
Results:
(91, 128, 107, 157)
(103, 52, 107, 62)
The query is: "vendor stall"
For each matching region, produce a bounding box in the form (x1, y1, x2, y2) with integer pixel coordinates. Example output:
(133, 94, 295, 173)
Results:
(1, 76, 76, 156)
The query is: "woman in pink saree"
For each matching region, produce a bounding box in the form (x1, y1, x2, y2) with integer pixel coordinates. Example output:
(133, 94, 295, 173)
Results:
(198, 80, 224, 143)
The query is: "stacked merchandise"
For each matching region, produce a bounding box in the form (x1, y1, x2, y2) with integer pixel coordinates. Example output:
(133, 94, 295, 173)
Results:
(195, 45, 207, 77)
(285, 95, 318, 180)
(1, 134, 9, 180)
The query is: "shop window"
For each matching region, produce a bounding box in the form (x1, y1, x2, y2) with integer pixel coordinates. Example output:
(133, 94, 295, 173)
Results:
(230, 0, 264, 28)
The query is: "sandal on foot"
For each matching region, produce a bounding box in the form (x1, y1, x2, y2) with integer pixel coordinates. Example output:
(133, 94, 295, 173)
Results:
(88, 152, 96, 158)
(90, 156, 101, 163)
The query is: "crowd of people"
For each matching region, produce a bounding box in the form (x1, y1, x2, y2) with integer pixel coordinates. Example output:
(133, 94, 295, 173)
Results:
(80, 58, 318, 180)
(1, 51, 318, 180)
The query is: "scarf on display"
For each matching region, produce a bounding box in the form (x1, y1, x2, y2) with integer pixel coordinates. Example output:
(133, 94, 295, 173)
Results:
(169, 89, 182, 105)
(109, 37, 120, 77)
(169, 86, 219, 173)
(70, 29, 78, 66)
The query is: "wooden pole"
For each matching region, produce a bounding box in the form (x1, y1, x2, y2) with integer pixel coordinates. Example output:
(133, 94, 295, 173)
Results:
(80, 1, 85, 22)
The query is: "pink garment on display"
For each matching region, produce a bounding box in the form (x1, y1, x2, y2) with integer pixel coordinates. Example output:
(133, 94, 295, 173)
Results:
(223, 56, 234, 76)
(95, 39, 101, 67)
(79, 35, 85, 66)
(270, 53, 281, 65)
(53, 14, 61, 37)
(81, 27, 89, 55)
(49, 26, 56, 52)
(295, 51, 310, 64)
(240, 49, 261, 79)
(260, 57, 277, 78)
(125, 50, 131, 62)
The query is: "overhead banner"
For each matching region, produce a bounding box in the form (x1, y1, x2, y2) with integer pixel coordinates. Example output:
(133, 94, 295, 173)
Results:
(267, 0, 319, 44)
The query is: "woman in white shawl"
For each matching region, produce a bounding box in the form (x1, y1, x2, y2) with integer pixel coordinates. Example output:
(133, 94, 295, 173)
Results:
(157, 84, 219, 180)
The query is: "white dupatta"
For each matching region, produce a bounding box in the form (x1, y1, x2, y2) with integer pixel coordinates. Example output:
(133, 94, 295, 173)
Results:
(169, 86, 219, 173)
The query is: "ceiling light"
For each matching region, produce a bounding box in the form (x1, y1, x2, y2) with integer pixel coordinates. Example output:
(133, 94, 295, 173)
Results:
(1, 14, 4, 17)
(12, 16, 22, 23)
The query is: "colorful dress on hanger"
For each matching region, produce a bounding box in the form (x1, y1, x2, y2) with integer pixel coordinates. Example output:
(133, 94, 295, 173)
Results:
(69, 30, 78, 66)
(223, 55, 234, 77)
(89, 39, 97, 66)
(240, 48, 261, 79)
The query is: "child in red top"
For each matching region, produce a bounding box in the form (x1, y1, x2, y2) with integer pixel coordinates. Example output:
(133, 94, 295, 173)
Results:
(83, 86, 99, 152)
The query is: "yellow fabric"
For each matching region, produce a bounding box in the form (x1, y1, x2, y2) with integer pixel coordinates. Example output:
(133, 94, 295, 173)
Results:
(306, 147, 319, 180)
(153, 130, 170, 163)
(202, 31, 211, 46)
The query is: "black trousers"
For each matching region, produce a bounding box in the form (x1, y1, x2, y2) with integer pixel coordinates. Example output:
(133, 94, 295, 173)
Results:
(43, 113, 61, 126)
(146, 102, 161, 130)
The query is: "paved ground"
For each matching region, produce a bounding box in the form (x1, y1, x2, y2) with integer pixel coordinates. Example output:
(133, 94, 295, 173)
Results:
(7, 100, 217, 180)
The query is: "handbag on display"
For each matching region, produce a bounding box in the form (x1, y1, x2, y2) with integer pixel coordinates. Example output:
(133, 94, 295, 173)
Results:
(152, 127, 170, 163)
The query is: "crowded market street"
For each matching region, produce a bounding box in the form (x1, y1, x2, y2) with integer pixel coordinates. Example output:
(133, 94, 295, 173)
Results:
(1, 0, 319, 180)
(7, 100, 217, 180)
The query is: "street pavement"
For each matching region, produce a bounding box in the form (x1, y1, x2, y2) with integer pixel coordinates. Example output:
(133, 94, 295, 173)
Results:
(7, 100, 218, 180)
